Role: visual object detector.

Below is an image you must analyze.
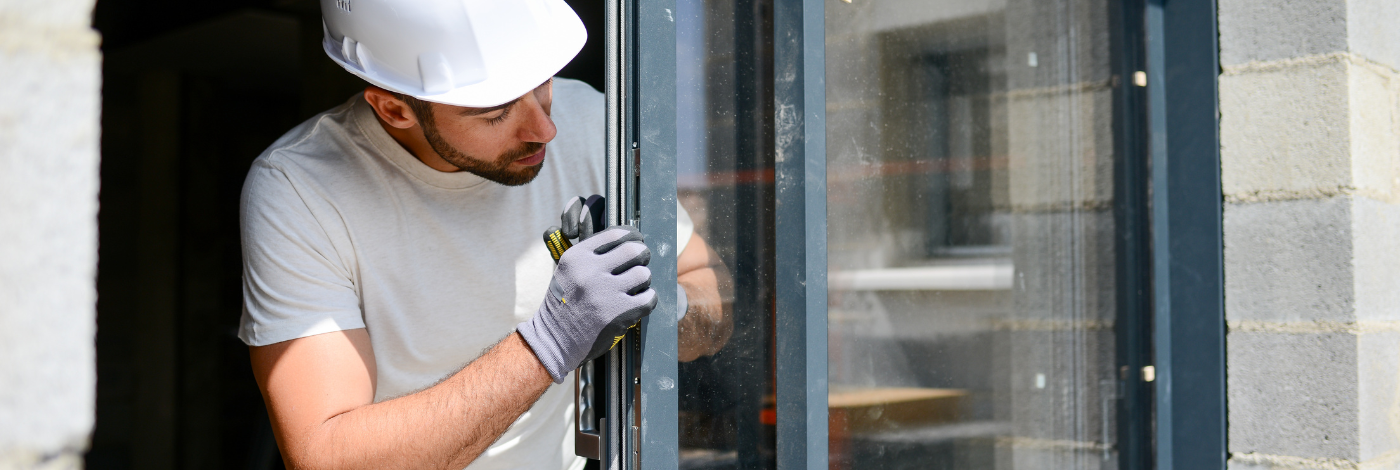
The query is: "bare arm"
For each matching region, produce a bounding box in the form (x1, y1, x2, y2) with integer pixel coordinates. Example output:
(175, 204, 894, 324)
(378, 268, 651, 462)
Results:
(677, 234, 734, 361)
(250, 329, 553, 470)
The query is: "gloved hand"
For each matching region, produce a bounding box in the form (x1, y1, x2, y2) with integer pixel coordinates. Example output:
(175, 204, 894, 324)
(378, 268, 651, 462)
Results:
(519, 226, 657, 383)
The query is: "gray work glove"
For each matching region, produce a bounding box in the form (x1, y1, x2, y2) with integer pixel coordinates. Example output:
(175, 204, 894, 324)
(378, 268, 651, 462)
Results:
(519, 226, 657, 383)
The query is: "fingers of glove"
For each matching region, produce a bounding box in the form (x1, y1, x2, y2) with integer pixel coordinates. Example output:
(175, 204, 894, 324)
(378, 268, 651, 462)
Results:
(616, 264, 653, 295)
(615, 287, 657, 323)
(633, 288, 659, 320)
(582, 195, 606, 239)
(560, 197, 586, 239)
(583, 194, 606, 215)
(606, 241, 652, 275)
(578, 204, 596, 241)
(583, 226, 645, 255)
(560, 236, 645, 275)
(556, 226, 633, 268)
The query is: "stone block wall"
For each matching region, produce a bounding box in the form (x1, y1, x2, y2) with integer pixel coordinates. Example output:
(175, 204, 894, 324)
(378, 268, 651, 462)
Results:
(0, 0, 101, 468)
(1220, 0, 1400, 468)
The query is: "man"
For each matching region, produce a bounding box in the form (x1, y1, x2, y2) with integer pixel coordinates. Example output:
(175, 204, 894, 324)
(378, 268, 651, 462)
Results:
(238, 0, 733, 468)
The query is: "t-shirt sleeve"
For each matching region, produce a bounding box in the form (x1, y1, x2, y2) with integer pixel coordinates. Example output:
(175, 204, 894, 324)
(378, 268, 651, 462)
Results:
(677, 200, 695, 256)
(238, 160, 365, 346)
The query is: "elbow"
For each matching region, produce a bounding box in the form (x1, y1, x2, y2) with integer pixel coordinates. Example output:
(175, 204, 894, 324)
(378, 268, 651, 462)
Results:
(277, 437, 337, 470)
(274, 425, 365, 470)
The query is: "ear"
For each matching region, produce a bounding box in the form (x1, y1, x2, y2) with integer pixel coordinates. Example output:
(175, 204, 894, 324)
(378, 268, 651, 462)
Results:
(363, 87, 420, 129)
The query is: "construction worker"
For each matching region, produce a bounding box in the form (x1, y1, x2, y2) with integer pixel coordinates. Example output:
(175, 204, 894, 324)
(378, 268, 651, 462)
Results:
(238, 0, 733, 468)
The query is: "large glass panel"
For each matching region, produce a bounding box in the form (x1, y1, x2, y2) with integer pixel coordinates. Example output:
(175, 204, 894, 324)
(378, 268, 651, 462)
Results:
(825, 0, 1119, 468)
(675, 0, 778, 468)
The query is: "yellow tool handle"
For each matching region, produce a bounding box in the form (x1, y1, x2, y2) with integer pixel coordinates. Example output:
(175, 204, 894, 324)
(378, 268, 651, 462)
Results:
(543, 227, 573, 264)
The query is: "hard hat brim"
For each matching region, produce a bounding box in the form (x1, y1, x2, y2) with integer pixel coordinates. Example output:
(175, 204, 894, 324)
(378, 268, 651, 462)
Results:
(323, 0, 587, 109)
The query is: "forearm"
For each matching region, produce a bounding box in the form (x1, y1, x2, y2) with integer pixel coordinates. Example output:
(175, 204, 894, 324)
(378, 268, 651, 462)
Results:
(282, 333, 552, 470)
(678, 267, 733, 361)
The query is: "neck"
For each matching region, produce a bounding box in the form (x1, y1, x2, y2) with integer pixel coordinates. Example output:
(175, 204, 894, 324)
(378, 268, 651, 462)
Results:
(376, 116, 460, 173)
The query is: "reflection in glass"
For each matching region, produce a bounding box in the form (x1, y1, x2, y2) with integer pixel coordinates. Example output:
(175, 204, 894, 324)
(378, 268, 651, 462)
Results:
(826, 0, 1118, 469)
(676, 0, 777, 468)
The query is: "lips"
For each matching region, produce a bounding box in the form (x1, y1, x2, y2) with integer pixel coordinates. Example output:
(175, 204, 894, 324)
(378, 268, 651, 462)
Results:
(515, 147, 547, 166)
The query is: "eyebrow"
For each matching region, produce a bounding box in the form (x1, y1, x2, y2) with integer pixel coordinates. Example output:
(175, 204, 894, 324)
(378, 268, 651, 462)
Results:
(459, 98, 520, 117)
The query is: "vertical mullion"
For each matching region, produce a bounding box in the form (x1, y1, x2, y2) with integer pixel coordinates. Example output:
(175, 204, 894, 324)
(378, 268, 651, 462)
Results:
(773, 0, 826, 467)
(636, 0, 679, 467)
(1147, 0, 1226, 468)
(1109, 0, 1155, 468)
(603, 0, 624, 466)
(1144, 4, 1174, 468)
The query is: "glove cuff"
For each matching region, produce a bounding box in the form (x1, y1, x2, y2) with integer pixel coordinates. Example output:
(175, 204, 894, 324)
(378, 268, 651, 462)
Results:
(517, 317, 570, 384)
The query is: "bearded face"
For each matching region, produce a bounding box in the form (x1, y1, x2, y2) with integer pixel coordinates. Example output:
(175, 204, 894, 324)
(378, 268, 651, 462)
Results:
(396, 79, 555, 186)
(418, 110, 546, 186)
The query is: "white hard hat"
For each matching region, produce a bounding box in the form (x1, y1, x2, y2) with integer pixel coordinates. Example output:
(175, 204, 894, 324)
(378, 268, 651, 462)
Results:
(320, 0, 587, 108)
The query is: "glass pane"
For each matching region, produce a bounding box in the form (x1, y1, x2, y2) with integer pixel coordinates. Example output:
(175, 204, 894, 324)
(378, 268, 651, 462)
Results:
(676, 0, 778, 468)
(825, 0, 1118, 469)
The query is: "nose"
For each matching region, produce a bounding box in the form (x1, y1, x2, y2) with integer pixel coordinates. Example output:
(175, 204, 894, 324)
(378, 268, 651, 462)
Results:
(516, 93, 557, 144)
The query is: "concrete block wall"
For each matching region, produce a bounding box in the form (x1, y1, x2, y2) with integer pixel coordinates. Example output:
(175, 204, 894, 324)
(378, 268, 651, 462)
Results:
(0, 0, 101, 468)
(823, 0, 1123, 466)
(1002, 1, 1120, 462)
(1220, 0, 1400, 468)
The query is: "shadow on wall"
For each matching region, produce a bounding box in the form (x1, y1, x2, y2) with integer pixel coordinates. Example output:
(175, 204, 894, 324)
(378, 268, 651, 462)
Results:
(88, 1, 602, 468)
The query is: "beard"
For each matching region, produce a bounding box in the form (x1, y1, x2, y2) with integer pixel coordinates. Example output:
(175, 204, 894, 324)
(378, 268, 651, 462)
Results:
(420, 119, 545, 187)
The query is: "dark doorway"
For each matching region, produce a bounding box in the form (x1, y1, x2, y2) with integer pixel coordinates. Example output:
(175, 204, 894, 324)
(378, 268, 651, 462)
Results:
(89, 1, 603, 468)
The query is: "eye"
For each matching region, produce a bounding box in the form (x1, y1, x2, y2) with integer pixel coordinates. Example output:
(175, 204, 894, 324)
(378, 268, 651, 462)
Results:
(486, 107, 511, 126)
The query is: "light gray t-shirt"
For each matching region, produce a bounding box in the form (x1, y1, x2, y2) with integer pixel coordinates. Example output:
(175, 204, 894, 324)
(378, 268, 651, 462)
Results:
(238, 78, 689, 470)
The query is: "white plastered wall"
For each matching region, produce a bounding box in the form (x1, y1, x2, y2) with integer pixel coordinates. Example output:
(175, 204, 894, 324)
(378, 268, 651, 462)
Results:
(0, 0, 101, 468)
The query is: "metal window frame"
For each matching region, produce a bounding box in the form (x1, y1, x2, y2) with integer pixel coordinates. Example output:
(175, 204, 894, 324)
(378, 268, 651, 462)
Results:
(621, 0, 1227, 468)
(1114, 0, 1227, 467)
(634, 0, 680, 467)
(1111, 0, 1156, 468)
(1144, 0, 1227, 468)
(602, 0, 679, 467)
(772, 0, 827, 468)
(625, 0, 830, 467)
